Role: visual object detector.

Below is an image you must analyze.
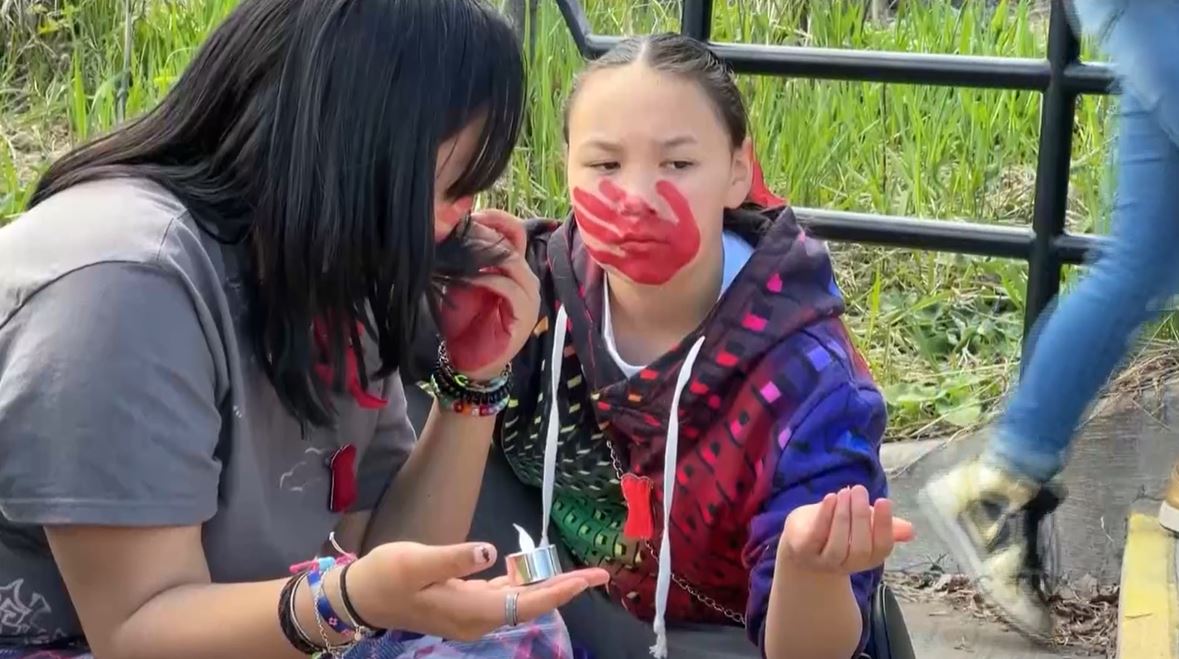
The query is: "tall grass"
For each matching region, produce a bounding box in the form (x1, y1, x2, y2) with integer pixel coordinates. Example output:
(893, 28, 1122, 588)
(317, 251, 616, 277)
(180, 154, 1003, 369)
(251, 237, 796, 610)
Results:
(0, 0, 1129, 438)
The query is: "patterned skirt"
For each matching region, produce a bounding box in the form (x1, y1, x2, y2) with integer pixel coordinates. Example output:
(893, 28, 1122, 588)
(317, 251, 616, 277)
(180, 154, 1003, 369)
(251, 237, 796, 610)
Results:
(0, 613, 574, 659)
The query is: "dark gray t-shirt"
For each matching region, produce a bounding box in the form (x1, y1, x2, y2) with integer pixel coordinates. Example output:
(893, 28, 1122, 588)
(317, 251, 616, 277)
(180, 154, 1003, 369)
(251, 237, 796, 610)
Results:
(0, 179, 416, 647)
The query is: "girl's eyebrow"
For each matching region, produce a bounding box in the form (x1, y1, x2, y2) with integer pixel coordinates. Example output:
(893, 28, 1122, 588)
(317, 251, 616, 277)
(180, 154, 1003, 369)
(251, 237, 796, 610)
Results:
(579, 138, 623, 152)
(578, 135, 698, 151)
(660, 135, 697, 148)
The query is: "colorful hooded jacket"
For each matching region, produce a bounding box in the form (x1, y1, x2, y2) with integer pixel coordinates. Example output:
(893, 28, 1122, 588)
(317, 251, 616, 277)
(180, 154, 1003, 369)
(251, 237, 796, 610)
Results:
(496, 204, 889, 655)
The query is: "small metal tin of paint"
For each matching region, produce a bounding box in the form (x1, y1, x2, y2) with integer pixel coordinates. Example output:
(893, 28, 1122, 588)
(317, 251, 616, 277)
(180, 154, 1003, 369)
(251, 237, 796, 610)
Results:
(506, 544, 562, 585)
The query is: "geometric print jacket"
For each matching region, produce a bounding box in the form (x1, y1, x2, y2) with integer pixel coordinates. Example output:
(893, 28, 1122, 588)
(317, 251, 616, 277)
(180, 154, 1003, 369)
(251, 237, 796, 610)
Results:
(496, 205, 888, 654)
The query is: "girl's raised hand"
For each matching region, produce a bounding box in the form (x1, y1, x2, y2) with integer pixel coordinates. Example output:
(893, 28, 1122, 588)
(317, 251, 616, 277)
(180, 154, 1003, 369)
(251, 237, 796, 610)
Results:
(778, 485, 915, 575)
(348, 541, 609, 642)
(434, 209, 540, 381)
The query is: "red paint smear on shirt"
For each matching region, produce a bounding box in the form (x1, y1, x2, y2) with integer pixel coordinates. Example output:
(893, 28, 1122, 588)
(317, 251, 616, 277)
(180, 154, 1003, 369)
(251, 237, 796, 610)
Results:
(571, 180, 701, 286)
(312, 319, 388, 410)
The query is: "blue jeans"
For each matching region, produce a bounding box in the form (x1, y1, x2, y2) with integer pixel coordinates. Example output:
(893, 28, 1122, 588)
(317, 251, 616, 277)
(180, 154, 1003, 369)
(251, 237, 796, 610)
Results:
(990, 0, 1179, 482)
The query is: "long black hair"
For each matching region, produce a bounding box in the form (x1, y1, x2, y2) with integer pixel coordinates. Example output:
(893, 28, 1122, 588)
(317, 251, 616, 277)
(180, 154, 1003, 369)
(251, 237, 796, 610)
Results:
(30, 0, 525, 426)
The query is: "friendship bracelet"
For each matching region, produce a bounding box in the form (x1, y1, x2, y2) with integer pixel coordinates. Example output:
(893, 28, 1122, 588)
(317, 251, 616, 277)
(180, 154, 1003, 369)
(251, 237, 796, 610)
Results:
(311, 603, 356, 659)
(308, 564, 358, 659)
(308, 561, 354, 637)
(325, 565, 374, 641)
(280, 534, 368, 656)
(278, 572, 322, 655)
(431, 388, 512, 416)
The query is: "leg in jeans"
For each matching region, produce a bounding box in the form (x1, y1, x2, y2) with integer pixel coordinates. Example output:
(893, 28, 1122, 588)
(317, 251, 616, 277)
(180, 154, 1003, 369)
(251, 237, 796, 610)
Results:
(992, 2, 1179, 483)
(991, 90, 1179, 480)
(921, 0, 1179, 642)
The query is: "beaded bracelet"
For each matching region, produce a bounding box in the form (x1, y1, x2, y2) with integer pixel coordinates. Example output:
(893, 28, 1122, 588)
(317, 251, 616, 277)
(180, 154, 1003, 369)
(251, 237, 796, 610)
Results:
(429, 372, 510, 415)
(428, 369, 507, 404)
(436, 343, 512, 390)
(429, 342, 512, 416)
(430, 382, 511, 416)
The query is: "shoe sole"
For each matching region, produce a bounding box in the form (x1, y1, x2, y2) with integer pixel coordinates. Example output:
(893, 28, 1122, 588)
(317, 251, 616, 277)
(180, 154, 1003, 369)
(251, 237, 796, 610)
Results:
(1159, 499, 1179, 535)
(917, 485, 1054, 644)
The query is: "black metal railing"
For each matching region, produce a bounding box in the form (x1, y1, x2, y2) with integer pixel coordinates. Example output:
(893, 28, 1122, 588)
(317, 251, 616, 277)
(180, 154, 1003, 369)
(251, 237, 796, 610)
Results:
(553, 0, 1116, 340)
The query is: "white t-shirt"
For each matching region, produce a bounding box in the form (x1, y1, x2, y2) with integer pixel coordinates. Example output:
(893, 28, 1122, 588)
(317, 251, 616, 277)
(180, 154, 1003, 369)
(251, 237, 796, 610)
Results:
(602, 230, 755, 377)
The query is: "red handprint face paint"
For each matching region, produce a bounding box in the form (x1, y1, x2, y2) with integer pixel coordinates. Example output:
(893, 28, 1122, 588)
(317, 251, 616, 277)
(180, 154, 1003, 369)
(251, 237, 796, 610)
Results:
(571, 180, 701, 285)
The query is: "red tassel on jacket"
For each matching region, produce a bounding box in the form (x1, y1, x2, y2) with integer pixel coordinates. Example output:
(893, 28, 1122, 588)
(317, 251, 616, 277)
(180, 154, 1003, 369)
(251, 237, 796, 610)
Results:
(745, 141, 786, 208)
(620, 474, 655, 541)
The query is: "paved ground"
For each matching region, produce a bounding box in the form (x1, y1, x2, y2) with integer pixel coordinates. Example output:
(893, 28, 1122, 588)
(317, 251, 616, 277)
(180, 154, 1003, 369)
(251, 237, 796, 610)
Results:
(895, 503, 1179, 659)
(879, 385, 1179, 658)
(882, 387, 1179, 585)
(899, 599, 1097, 658)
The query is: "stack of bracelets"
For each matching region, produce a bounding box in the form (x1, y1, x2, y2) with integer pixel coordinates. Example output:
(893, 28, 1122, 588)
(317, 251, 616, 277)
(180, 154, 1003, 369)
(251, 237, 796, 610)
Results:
(278, 534, 388, 658)
(277, 343, 510, 656)
(427, 342, 512, 417)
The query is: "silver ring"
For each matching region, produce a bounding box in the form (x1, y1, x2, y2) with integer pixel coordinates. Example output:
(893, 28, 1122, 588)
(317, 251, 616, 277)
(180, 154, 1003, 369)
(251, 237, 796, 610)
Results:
(504, 591, 520, 627)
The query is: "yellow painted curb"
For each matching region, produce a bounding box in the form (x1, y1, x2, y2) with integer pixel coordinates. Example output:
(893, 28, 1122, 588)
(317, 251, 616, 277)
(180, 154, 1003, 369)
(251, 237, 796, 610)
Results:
(1118, 511, 1178, 659)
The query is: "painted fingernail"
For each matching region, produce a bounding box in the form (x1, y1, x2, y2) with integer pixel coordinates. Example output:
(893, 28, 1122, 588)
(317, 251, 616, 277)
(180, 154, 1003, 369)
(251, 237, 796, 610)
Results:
(475, 544, 494, 565)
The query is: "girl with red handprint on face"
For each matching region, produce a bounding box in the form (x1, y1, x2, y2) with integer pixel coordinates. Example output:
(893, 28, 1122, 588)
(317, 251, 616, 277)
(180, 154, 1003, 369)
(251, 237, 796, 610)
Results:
(0, 3, 617, 658)
(408, 33, 918, 659)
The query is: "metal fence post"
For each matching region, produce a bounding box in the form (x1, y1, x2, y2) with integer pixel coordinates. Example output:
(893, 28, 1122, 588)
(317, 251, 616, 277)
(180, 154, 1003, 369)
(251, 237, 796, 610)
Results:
(681, 0, 713, 41)
(553, 0, 1111, 363)
(1024, 0, 1081, 343)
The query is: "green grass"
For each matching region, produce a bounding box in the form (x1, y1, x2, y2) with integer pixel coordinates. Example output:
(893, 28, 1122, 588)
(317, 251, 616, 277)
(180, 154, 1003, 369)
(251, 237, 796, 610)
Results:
(0, 0, 1150, 439)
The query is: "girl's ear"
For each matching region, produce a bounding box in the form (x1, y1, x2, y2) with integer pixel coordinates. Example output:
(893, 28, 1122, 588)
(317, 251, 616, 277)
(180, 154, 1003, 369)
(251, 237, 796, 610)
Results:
(724, 137, 754, 209)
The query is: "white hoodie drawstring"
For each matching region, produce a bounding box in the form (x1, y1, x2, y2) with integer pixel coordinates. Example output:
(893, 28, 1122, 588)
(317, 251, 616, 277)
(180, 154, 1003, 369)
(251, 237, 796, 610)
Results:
(537, 304, 706, 658)
(650, 335, 706, 658)
(540, 305, 569, 546)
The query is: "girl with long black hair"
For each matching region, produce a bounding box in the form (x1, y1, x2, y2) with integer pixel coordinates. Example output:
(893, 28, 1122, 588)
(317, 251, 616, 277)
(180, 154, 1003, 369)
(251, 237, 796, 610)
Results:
(0, 1, 606, 657)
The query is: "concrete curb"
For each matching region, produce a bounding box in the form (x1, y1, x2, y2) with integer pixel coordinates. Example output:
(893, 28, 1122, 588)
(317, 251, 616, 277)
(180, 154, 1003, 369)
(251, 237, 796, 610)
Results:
(1117, 505, 1179, 659)
(880, 438, 947, 476)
